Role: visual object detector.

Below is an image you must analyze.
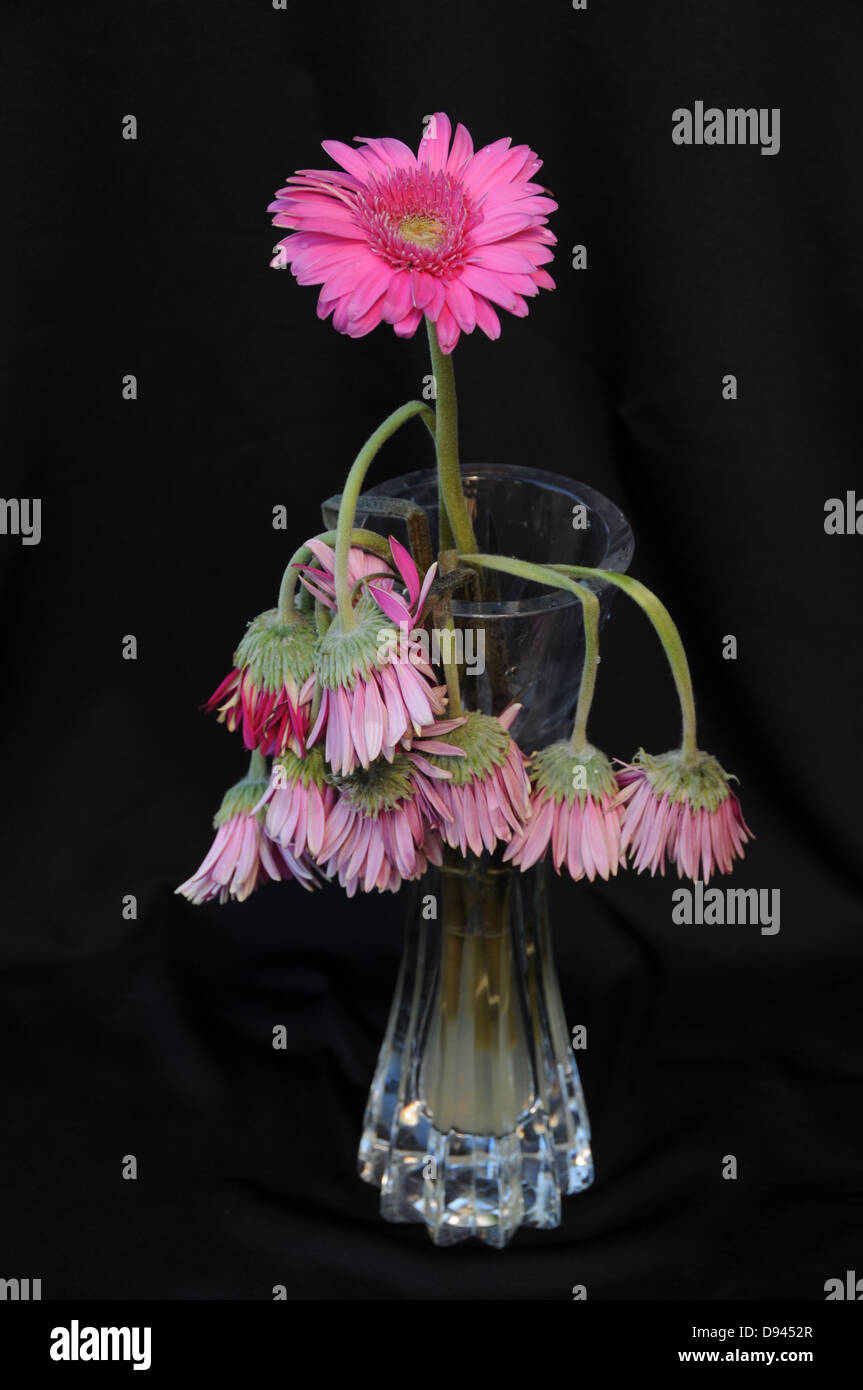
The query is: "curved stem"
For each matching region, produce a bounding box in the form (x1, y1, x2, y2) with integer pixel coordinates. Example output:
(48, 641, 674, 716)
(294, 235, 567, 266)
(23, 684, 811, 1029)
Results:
(278, 528, 394, 624)
(461, 552, 699, 762)
(425, 319, 478, 557)
(550, 564, 698, 763)
(334, 401, 436, 631)
(457, 553, 600, 754)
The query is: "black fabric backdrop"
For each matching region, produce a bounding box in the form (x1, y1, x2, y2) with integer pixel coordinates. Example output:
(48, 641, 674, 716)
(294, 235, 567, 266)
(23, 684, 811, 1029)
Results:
(2, 0, 862, 1301)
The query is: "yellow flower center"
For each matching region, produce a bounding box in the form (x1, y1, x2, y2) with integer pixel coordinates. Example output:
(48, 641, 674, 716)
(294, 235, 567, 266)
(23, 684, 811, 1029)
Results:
(398, 213, 445, 249)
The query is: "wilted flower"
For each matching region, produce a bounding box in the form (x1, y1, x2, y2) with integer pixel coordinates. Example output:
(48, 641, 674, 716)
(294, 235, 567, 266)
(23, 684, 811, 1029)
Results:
(318, 753, 454, 895)
(255, 745, 336, 862)
(419, 704, 531, 856)
(269, 111, 556, 352)
(504, 742, 624, 881)
(309, 594, 447, 776)
(176, 769, 319, 904)
(615, 748, 753, 882)
(205, 610, 317, 756)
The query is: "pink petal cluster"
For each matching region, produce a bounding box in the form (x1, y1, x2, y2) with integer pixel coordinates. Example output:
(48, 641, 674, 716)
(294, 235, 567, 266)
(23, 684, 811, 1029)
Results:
(310, 538, 447, 775)
(422, 706, 531, 857)
(205, 667, 314, 757)
(310, 663, 447, 776)
(317, 794, 442, 897)
(269, 112, 557, 352)
(505, 789, 624, 881)
(176, 813, 318, 904)
(256, 770, 337, 862)
(616, 766, 752, 882)
(296, 539, 395, 610)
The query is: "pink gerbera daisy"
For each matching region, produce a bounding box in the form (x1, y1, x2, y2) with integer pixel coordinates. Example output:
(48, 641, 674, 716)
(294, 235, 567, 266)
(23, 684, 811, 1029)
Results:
(176, 769, 319, 904)
(308, 540, 446, 775)
(205, 610, 317, 757)
(504, 742, 625, 882)
(318, 751, 456, 896)
(615, 748, 753, 883)
(255, 745, 336, 862)
(269, 111, 557, 352)
(418, 703, 531, 857)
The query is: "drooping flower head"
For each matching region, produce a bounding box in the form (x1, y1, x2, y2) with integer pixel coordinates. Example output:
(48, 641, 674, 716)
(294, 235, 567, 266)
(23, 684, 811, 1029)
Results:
(418, 704, 531, 856)
(205, 610, 317, 757)
(255, 745, 336, 863)
(309, 543, 446, 776)
(615, 748, 753, 883)
(504, 742, 624, 882)
(176, 768, 319, 905)
(269, 112, 557, 352)
(318, 753, 452, 896)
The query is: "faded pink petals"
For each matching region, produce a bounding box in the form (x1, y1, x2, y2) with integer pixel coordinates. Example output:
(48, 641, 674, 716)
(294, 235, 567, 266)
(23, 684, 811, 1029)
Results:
(296, 541, 394, 611)
(616, 767, 753, 883)
(204, 668, 313, 758)
(176, 814, 318, 904)
(256, 775, 337, 862)
(504, 790, 625, 882)
(312, 664, 448, 776)
(420, 722, 531, 857)
(317, 786, 441, 896)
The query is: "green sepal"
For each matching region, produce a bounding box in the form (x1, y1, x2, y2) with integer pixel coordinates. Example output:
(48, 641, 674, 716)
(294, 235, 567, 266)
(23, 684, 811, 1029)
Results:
(423, 711, 509, 786)
(328, 754, 415, 818)
(629, 747, 735, 812)
(531, 741, 617, 806)
(315, 596, 396, 692)
(234, 610, 317, 692)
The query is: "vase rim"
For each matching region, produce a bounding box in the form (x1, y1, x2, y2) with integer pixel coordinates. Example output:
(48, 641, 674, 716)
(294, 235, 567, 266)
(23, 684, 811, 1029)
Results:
(367, 463, 635, 618)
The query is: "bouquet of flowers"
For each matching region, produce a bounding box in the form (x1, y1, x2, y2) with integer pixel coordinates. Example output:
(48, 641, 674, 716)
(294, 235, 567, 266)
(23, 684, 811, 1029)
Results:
(178, 112, 752, 909)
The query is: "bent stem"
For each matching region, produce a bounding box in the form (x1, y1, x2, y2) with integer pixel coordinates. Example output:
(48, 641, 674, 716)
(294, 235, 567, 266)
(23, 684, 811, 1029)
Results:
(426, 319, 478, 558)
(278, 528, 393, 623)
(458, 553, 603, 756)
(334, 401, 436, 632)
(549, 565, 698, 765)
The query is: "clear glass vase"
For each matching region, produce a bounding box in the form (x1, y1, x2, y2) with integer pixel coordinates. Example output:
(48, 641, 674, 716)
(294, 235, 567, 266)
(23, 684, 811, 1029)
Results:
(355, 465, 634, 1247)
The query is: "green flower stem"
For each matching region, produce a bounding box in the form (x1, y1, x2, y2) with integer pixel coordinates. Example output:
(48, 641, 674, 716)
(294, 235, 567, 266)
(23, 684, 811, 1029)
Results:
(248, 749, 268, 783)
(550, 564, 698, 764)
(278, 528, 394, 624)
(458, 553, 600, 756)
(440, 615, 463, 717)
(334, 401, 436, 632)
(426, 319, 478, 558)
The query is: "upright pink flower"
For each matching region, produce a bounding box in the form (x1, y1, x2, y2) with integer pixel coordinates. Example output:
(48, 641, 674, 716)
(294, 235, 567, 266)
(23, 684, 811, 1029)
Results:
(205, 610, 317, 757)
(615, 748, 753, 883)
(269, 112, 557, 352)
(309, 539, 446, 775)
(177, 770, 319, 904)
(504, 742, 625, 882)
(418, 704, 531, 857)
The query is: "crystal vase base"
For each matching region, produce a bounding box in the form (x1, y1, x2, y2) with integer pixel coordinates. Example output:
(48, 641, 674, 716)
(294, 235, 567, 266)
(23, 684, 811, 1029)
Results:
(358, 862, 593, 1248)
